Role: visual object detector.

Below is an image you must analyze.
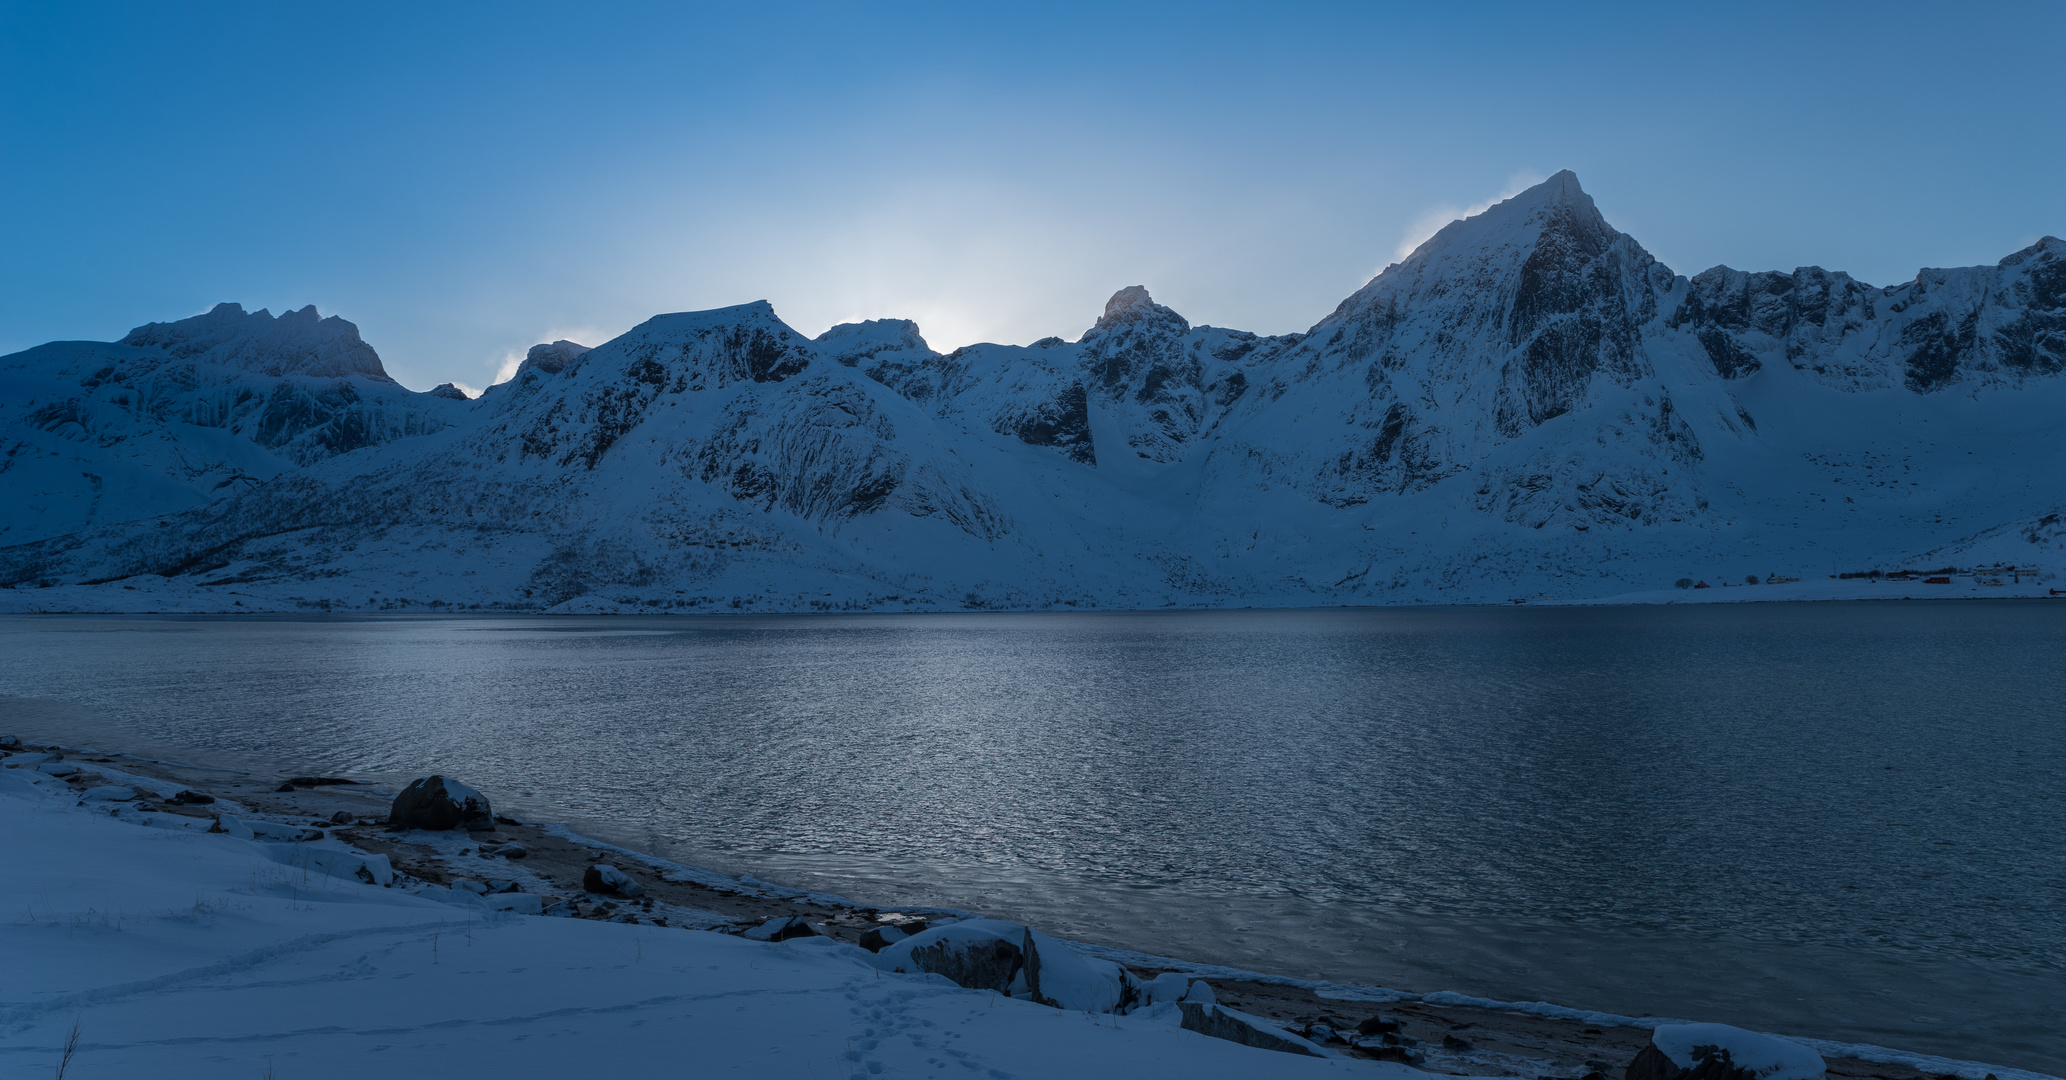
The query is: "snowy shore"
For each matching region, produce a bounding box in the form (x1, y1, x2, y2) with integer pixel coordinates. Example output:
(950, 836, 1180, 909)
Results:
(0, 737, 2050, 1080)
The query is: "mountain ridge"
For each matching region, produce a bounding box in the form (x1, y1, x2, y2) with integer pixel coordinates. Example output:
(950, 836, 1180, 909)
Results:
(3, 172, 2062, 612)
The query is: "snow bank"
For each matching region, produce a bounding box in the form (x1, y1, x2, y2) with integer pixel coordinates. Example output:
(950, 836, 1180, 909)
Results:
(0, 767, 1382, 1078)
(261, 839, 396, 887)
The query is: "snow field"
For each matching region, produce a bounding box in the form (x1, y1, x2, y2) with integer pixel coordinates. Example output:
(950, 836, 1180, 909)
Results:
(0, 767, 1417, 1078)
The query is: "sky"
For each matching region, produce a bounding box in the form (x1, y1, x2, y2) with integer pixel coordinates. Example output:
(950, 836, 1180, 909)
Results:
(4, 1, 2062, 394)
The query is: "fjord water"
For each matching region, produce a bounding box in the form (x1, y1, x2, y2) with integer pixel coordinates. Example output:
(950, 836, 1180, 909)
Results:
(3, 603, 2061, 1071)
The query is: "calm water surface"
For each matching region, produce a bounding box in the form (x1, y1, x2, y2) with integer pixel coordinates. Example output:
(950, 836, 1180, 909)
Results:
(2, 604, 2061, 1072)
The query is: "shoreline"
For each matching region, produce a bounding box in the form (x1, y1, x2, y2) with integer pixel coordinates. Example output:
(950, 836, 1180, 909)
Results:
(1, 591, 2063, 621)
(0, 730, 2046, 1080)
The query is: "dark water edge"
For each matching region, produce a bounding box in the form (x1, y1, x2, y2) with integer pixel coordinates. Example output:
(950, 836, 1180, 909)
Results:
(1, 603, 2061, 1073)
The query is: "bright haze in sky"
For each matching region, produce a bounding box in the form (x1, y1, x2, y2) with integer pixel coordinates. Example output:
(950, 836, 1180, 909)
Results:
(4, 1, 2062, 394)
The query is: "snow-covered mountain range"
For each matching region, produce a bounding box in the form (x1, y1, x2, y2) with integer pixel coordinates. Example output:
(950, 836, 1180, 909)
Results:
(4, 172, 2063, 612)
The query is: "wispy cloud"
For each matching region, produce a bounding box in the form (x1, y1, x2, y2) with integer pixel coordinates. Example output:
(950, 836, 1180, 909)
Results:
(487, 324, 611, 385)
(490, 351, 526, 386)
(1392, 170, 1547, 264)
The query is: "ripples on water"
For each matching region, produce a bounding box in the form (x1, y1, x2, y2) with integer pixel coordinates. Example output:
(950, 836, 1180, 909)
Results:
(2, 603, 2061, 1071)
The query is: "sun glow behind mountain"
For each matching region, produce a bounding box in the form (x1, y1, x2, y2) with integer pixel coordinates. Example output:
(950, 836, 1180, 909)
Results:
(3, 3, 2060, 395)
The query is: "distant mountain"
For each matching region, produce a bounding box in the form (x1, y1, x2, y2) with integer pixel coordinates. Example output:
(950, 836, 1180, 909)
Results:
(0, 303, 466, 547)
(3, 172, 2062, 612)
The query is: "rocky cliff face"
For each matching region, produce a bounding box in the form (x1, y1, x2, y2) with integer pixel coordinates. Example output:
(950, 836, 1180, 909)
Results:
(117, 303, 395, 382)
(4, 173, 2064, 610)
(1669, 236, 2066, 393)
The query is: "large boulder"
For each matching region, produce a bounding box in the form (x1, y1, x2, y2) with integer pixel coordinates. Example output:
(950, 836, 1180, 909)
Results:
(1135, 972, 1192, 1006)
(874, 919, 1028, 994)
(388, 776, 494, 831)
(581, 863, 646, 897)
(1627, 1024, 1824, 1080)
(1023, 928, 1132, 1012)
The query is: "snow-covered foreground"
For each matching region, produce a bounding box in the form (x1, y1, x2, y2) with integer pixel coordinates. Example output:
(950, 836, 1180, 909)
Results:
(0, 767, 1410, 1078)
(4, 739, 2056, 1080)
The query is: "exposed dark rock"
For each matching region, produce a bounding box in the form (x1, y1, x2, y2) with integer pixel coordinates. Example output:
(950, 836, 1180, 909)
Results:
(1074, 286, 1205, 462)
(1356, 1014, 1401, 1036)
(1628, 1043, 1685, 1080)
(889, 925, 1026, 994)
(1696, 327, 1761, 379)
(581, 863, 646, 897)
(1624, 1041, 1793, 1080)
(740, 916, 821, 942)
(388, 775, 494, 831)
(1008, 381, 1097, 465)
(1361, 1044, 1425, 1065)
(518, 339, 593, 378)
(1902, 308, 1979, 392)
(168, 789, 215, 805)
(1993, 238, 2066, 373)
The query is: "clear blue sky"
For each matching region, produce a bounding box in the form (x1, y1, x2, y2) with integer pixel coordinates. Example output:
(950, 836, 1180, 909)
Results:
(5, 1, 2061, 392)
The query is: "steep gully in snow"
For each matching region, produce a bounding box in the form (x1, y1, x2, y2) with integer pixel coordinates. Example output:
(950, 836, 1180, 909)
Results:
(3, 171, 2063, 612)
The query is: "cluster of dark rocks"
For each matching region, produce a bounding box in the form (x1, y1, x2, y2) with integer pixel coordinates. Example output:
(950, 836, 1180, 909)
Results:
(1262, 1011, 1453, 1065)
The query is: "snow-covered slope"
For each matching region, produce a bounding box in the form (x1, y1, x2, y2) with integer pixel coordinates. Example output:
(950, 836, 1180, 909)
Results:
(3, 173, 2063, 611)
(0, 304, 467, 546)
(0, 759, 1391, 1079)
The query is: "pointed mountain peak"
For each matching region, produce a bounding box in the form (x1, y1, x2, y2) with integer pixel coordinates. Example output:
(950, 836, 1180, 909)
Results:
(1999, 235, 2065, 269)
(1467, 170, 1592, 219)
(1376, 169, 1621, 280)
(1085, 285, 1189, 339)
(1104, 285, 1157, 318)
(1460, 170, 1600, 232)
(1538, 169, 1584, 199)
